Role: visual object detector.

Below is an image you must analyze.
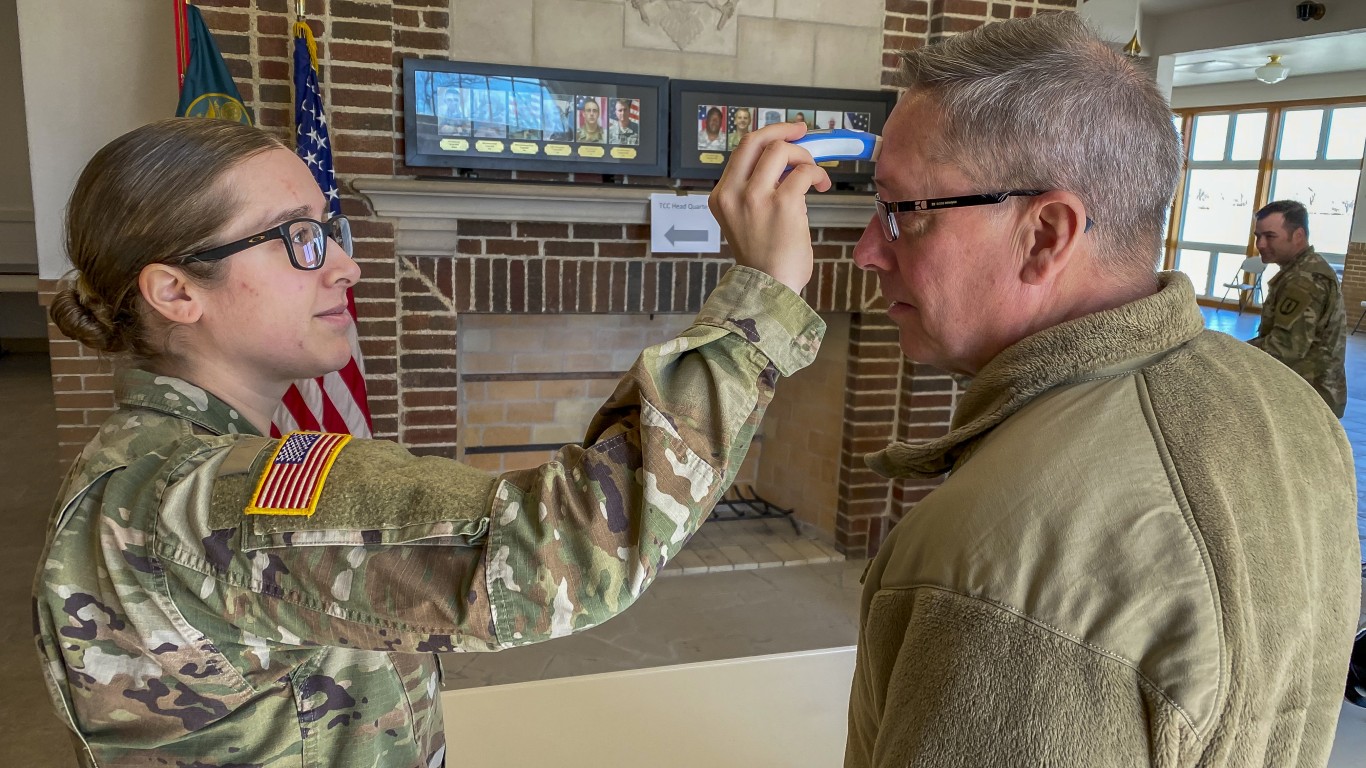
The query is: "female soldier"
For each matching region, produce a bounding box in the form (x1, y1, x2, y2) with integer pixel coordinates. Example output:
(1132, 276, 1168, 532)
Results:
(34, 117, 829, 766)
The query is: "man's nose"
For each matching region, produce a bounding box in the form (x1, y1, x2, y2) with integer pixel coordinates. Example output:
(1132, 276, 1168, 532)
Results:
(851, 215, 893, 272)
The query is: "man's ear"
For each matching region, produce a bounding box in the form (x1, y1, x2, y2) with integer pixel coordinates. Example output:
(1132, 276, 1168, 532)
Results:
(1019, 191, 1088, 286)
(138, 263, 203, 325)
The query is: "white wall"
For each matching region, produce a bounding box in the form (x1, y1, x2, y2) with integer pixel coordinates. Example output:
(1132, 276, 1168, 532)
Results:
(1147, 0, 1366, 57)
(1149, 0, 1366, 247)
(442, 646, 857, 767)
(0, 0, 41, 338)
(0, 0, 33, 226)
(1076, 0, 1141, 46)
(1, 0, 36, 272)
(16, 0, 176, 281)
(1171, 70, 1366, 109)
(450, 0, 885, 89)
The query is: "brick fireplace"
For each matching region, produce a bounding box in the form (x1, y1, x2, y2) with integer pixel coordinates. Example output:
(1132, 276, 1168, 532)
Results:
(355, 179, 961, 555)
(36, 0, 1081, 557)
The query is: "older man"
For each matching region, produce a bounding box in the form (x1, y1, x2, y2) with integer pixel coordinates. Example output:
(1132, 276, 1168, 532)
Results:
(1249, 199, 1347, 417)
(712, 12, 1358, 768)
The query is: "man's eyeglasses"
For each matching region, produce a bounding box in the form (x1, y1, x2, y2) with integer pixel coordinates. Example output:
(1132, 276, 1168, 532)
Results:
(180, 215, 353, 271)
(873, 191, 1095, 242)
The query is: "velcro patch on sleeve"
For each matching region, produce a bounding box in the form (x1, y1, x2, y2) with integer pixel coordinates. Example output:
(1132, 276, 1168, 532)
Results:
(247, 431, 352, 516)
(1272, 281, 1315, 330)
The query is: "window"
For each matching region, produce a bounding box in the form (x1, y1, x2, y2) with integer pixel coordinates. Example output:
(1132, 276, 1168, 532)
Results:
(1270, 106, 1364, 263)
(1172, 110, 1266, 300)
(1169, 100, 1364, 302)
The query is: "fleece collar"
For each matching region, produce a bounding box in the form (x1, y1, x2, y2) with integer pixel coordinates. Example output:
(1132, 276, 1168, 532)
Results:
(866, 271, 1205, 479)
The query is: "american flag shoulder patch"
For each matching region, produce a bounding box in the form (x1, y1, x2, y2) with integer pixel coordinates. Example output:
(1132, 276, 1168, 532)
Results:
(247, 431, 352, 516)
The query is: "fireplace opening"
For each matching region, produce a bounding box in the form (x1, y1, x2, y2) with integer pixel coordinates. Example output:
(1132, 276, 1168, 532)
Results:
(455, 312, 851, 544)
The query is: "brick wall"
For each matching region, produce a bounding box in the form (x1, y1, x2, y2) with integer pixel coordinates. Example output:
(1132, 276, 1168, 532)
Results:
(42, 0, 1078, 556)
(882, 0, 1076, 86)
(754, 314, 851, 536)
(397, 224, 881, 433)
(454, 313, 696, 475)
(1343, 242, 1366, 328)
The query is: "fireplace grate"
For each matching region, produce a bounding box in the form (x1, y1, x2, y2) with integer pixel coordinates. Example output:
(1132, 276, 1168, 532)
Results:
(708, 485, 799, 534)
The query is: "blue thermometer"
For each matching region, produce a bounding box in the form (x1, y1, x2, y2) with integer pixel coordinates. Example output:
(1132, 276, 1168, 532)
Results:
(790, 129, 882, 163)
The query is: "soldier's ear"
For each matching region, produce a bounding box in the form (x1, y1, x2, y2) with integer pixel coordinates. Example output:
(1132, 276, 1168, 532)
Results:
(139, 263, 203, 325)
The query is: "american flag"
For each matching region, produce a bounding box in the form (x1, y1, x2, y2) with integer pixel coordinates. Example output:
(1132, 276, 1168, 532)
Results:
(279, 22, 373, 439)
(844, 112, 871, 131)
(249, 432, 352, 514)
(725, 105, 748, 133)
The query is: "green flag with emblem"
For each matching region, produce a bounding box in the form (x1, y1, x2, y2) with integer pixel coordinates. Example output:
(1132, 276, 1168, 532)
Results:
(175, 3, 253, 124)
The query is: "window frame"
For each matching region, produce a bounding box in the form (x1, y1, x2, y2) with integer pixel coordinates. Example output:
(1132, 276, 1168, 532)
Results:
(1165, 95, 1365, 306)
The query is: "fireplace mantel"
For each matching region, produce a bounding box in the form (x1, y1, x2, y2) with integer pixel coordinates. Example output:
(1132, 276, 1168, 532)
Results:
(353, 178, 874, 258)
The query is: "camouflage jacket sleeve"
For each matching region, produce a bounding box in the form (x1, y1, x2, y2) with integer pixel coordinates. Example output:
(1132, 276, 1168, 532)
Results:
(1248, 272, 1330, 374)
(158, 265, 823, 658)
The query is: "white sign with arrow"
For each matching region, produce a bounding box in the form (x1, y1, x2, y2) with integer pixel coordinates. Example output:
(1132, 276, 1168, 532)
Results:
(649, 193, 721, 254)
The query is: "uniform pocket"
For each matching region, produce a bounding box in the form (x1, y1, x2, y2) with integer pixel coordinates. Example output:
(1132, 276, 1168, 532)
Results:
(241, 513, 488, 551)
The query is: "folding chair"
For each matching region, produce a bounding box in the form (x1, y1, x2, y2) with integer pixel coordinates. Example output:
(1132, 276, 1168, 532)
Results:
(1352, 300, 1366, 336)
(1216, 256, 1267, 315)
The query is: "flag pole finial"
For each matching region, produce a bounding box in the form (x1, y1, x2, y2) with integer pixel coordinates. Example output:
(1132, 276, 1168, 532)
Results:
(296, 0, 305, 21)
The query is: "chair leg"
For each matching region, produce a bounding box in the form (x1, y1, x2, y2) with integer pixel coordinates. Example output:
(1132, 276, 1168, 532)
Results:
(1353, 308, 1366, 336)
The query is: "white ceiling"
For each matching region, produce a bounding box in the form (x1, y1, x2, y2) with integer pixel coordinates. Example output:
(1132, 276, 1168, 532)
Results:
(1169, 29, 1366, 86)
(1139, 0, 1244, 14)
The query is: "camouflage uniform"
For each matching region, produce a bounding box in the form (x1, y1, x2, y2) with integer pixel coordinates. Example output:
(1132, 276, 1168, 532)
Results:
(33, 266, 824, 768)
(1248, 246, 1348, 417)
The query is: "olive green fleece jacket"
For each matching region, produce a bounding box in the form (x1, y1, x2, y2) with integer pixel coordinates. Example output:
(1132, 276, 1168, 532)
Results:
(847, 272, 1361, 767)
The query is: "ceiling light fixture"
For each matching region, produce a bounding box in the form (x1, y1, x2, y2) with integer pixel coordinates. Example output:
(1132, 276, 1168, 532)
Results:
(1254, 55, 1289, 84)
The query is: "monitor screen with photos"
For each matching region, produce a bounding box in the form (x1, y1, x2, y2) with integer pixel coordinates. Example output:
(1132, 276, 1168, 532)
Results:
(669, 80, 897, 183)
(404, 59, 669, 176)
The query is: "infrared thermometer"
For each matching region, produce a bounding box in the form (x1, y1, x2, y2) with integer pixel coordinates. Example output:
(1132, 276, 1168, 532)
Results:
(790, 129, 882, 163)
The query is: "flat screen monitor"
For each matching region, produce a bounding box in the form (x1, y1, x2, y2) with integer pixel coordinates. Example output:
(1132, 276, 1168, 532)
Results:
(669, 79, 897, 183)
(404, 59, 669, 177)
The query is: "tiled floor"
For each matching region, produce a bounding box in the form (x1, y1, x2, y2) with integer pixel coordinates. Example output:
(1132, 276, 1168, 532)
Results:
(663, 517, 844, 576)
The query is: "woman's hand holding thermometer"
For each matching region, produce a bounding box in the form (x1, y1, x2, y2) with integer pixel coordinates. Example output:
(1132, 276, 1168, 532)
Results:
(709, 122, 832, 294)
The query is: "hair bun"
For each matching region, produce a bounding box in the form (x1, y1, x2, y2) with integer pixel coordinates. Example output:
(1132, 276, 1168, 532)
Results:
(49, 278, 123, 354)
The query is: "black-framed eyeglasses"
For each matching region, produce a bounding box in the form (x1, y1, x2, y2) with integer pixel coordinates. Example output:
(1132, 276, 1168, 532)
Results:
(874, 191, 1095, 242)
(180, 215, 353, 271)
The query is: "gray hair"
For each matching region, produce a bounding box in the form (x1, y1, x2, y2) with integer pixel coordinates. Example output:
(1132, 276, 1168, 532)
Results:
(898, 12, 1182, 271)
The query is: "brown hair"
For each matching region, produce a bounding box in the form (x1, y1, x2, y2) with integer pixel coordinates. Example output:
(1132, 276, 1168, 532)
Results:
(49, 118, 287, 359)
(1256, 199, 1310, 236)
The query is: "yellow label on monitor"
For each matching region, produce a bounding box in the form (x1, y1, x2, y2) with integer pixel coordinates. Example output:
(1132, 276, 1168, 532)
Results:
(699, 152, 725, 165)
(545, 144, 571, 156)
(817, 160, 841, 168)
(439, 139, 470, 152)
(577, 145, 605, 158)
(610, 147, 638, 160)
(510, 142, 540, 155)
(474, 140, 505, 153)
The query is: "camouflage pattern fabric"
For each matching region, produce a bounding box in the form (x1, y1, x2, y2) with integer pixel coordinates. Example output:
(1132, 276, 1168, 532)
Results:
(33, 265, 824, 767)
(1249, 247, 1348, 417)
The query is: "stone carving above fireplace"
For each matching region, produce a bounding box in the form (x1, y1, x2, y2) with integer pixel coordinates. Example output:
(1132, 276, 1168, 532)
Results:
(625, 0, 740, 55)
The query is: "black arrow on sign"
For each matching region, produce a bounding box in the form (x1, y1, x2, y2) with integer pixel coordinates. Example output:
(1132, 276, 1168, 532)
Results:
(666, 225, 709, 245)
